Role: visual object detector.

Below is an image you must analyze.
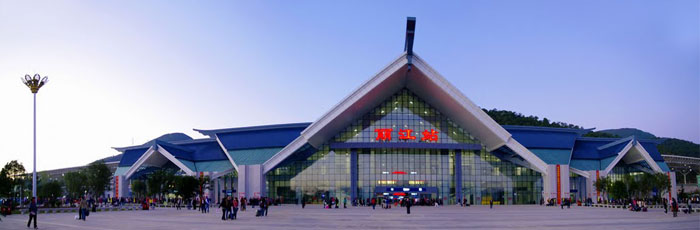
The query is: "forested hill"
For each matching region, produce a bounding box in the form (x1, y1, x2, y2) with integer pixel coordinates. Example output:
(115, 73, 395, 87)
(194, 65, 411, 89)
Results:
(482, 108, 700, 158)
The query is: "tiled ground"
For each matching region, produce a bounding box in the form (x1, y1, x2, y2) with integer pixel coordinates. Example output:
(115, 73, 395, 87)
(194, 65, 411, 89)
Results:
(0, 204, 698, 230)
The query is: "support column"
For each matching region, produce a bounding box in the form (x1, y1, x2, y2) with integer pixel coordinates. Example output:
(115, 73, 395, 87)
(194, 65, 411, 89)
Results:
(455, 149, 462, 205)
(350, 149, 358, 201)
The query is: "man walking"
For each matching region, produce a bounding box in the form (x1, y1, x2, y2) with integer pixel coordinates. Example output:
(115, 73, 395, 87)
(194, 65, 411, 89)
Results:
(405, 198, 412, 214)
(27, 197, 37, 229)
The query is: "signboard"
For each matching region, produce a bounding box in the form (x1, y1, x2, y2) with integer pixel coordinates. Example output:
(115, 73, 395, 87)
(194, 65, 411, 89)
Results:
(374, 128, 439, 142)
(596, 170, 600, 200)
(115, 176, 119, 198)
(556, 164, 561, 204)
(667, 172, 672, 201)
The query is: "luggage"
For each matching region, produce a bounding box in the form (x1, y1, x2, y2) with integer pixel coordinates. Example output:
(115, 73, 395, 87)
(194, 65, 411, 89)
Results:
(256, 209, 263, 217)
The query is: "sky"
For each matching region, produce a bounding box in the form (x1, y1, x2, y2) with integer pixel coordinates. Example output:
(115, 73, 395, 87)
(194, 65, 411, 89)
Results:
(0, 0, 698, 171)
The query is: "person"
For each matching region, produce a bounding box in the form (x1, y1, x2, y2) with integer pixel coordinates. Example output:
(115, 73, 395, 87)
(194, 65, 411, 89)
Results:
(264, 197, 269, 216)
(371, 197, 376, 210)
(79, 198, 89, 221)
(686, 200, 693, 214)
(301, 197, 306, 209)
(490, 199, 493, 209)
(176, 198, 182, 210)
(663, 199, 668, 214)
(405, 198, 412, 214)
(672, 198, 679, 217)
(27, 197, 37, 229)
(221, 196, 229, 220)
(241, 197, 246, 212)
(231, 198, 238, 220)
(343, 197, 347, 209)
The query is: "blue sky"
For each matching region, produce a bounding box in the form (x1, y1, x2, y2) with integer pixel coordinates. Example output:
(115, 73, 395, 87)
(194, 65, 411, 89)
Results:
(0, 0, 698, 170)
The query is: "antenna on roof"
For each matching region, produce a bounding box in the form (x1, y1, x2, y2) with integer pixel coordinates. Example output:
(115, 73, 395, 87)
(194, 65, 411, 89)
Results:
(404, 17, 416, 68)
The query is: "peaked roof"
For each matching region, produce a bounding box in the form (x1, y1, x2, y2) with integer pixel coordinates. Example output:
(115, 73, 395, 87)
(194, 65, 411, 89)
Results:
(263, 53, 548, 174)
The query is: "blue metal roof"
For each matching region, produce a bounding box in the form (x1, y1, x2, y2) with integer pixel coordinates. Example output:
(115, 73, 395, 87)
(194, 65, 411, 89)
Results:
(194, 123, 311, 137)
(503, 125, 584, 149)
(639, 141, 664, 161)
(118, 147, 150, 167)
(215, 126, 307, 150)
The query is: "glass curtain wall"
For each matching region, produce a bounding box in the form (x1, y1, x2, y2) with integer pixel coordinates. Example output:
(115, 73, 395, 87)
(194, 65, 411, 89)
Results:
(267, 88, 543, 205)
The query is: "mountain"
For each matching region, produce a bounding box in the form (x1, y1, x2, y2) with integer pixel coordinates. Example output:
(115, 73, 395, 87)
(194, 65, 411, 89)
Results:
(598, 128, 657, 140)
(482, 108, 699, 158)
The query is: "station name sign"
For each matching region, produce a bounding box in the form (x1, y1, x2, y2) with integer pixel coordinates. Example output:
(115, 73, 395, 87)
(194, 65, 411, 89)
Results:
(374, 128, 439, 142)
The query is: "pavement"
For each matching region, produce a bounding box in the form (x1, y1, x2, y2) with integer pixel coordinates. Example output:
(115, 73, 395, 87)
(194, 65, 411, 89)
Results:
(0, 204, 698, 230)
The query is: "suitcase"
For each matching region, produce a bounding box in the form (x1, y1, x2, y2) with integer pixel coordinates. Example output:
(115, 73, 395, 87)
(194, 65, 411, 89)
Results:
(256, 209, 263, 217)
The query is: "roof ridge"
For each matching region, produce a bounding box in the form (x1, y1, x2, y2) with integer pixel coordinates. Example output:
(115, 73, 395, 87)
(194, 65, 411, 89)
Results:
(597, 136, 635, 150)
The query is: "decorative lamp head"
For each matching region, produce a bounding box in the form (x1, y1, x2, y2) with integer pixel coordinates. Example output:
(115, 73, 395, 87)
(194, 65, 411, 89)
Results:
(22, 73, 48, 94)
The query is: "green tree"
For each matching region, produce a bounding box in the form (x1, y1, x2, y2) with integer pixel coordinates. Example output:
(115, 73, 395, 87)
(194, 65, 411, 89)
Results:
(146, 169, 176, 199)
(131, 180, 147, 199)
(0, 170, 12, 198)
(83, 161, 112, 198)
(638, 173, 655, 199)
(623, 174, 639, 198)
(64, 171, 87, 198)
(2, 160, 27, 199)
(175, 176, 198, 200)
(609, 180, 627, 199)
(654, 172, 671, 201)
(38, 180, 63, 201)
(594, 176, 610, 199)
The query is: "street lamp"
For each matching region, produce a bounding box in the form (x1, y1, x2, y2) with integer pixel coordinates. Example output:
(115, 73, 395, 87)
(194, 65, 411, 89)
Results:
(22, 74, 48, 198)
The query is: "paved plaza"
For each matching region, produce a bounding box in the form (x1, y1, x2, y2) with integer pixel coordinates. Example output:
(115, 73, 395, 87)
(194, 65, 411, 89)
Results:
(0, 205, 698, 230)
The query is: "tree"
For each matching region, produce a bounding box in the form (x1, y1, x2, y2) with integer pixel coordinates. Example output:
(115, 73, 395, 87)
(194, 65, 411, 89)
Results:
(609, 181, 627, 199)
(594, 176, 610, 200)
(83, 161, 112, 198)
(638, 173, 655, 199)
(146, 169, 172, 199)
(175, 176, 198, 200)
(623, 174, 639, 198)
(654, 172, 671, 201)
(38, 180, 62, 198)
(2, 160, 27, 199)
(0, 170, 12, 198)
(64, 171, 87, 198)
(131, 180, 147, 199)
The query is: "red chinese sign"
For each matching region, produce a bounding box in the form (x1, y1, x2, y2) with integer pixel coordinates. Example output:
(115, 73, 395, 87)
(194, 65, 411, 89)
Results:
(374, 128, 439, 142)
(421, 129, 438, 142)
(115, 176, 119, 198)
(375, 128, 393, 141)
(556, 164, 561, 205)
(398, 129, 416, 140)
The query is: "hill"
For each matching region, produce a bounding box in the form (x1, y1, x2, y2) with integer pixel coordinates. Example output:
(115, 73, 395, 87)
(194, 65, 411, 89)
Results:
(482, 108, 699, 158)
(598, 128, 657, 140)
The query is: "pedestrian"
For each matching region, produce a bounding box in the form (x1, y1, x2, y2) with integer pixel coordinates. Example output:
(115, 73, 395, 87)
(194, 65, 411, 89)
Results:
(301, 197, 306, 209)
(490, 199, 493, 209)
(221, 196, 229, 220)
(79, 197, 89, 221)
(672, 198, 679, 217)
(663, 199, 668, 214)
(371, 197, 376, 210)
(406, 198, 412, 214)
(344, 197, 347, 209)
(232, 198, 238, 220)
(27, 197, 37, 229)
(241, 197, 246, 212)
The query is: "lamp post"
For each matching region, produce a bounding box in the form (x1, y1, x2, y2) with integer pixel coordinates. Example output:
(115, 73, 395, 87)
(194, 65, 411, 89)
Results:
(22, 74, 48, 198)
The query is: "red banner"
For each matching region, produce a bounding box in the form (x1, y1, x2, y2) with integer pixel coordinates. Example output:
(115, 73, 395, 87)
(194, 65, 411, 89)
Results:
(115, 176, 119, 198)
(556, 164, 561, 204)
(667, 172, 672, 201)
(596, 170, 599, 200)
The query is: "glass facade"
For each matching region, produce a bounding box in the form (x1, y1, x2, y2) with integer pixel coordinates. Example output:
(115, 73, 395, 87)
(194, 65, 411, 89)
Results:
(267, 88, 543, 205)
(461, 150, 542, 205)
